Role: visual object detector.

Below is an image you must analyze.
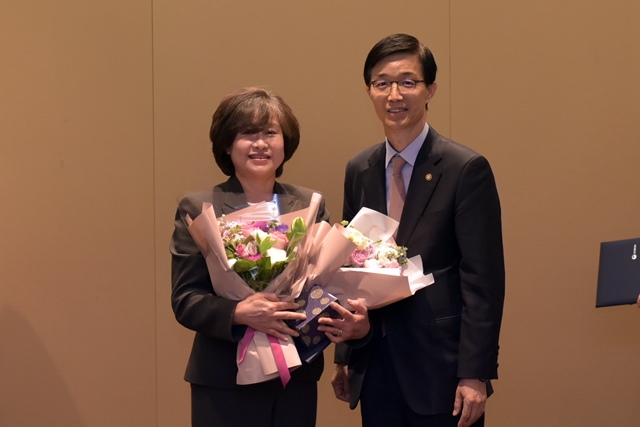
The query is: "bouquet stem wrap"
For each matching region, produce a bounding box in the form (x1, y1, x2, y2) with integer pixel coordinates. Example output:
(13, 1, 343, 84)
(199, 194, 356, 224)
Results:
(184, 193, 322, 386)
(237, 328, 294, 387)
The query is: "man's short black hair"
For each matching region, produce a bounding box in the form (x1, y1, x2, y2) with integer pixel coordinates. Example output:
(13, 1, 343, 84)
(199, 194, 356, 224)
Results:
(363, 34, 437, 86)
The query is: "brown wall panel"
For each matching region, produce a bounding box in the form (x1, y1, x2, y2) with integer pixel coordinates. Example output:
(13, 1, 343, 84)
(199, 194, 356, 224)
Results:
(451, 2, 640, 426)
(3, 0, 640, 426)
(0, 1, 155, 426)
(153, 2, 450, 426)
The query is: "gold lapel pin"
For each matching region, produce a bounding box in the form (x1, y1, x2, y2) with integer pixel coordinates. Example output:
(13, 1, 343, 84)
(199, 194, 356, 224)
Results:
(425, 173, 433, 181)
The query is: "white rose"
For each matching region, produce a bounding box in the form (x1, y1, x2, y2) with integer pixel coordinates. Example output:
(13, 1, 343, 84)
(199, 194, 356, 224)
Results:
(266, 248, 288, 264)
(363, 259, 381, 268)
(252, 229, 269, 241)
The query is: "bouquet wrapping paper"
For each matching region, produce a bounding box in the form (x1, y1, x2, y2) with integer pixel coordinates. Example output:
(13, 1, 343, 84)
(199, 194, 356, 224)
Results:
(279, 207, 434, 360)
(184, 193, 322, 386)
(308, 207, 435, 310)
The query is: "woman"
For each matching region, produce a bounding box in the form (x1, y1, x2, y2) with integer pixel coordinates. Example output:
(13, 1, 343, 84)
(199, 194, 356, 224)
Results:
(170, 87, 329, 427)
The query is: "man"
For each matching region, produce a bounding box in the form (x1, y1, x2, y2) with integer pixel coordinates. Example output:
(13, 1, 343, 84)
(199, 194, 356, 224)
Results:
(318, 34, 505, 427)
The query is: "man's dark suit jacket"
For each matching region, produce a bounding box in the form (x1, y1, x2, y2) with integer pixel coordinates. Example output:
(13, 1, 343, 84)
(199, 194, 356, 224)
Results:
(171, 175, 329, 388)
(336, 127, 505, 415)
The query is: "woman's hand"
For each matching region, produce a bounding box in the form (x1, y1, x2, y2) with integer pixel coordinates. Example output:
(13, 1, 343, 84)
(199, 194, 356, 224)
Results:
(317, 299, 370, 343)
(233, 293, 306, 341)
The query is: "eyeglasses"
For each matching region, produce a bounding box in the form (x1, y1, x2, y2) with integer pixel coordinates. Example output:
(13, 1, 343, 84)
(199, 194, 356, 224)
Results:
(369, 79, 425, 94)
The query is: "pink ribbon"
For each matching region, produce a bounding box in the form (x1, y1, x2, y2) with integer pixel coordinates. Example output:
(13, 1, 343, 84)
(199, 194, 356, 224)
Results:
(267, 334, 291, 387)
(238, 327, 256, 364)
(238, 327, 291, 388)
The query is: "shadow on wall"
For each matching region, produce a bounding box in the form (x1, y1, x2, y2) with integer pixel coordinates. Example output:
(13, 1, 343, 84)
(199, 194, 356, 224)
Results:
(0, 306, 86, 427)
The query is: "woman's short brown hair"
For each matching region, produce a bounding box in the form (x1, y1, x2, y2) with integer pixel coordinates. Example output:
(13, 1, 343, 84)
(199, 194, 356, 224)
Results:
(210, 87, 300, 177)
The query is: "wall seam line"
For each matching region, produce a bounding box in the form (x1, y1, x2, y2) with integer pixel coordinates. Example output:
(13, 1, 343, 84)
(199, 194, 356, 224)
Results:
(449, 0, 453, 138)
(151, 0, 158, 426)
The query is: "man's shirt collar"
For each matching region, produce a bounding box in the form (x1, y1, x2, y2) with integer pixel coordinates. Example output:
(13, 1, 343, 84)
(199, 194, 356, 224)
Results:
(384, 123, 430, 168)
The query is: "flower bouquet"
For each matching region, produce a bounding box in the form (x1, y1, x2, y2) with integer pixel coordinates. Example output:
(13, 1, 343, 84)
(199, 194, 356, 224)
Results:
(183, 193, 323, 386)
(342, 223, 408, 269)
(219, 217, 307, 292)
(281, 208, 433, 363)
(308, 207, 434, 310)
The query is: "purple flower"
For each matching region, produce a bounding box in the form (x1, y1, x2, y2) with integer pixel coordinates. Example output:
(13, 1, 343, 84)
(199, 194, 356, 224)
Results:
(252, 221, 269, 232)
(275, 224, 289, 233)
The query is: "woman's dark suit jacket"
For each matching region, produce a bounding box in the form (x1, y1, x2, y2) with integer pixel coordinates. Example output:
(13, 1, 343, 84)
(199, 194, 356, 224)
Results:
(170, 175, 329, 388)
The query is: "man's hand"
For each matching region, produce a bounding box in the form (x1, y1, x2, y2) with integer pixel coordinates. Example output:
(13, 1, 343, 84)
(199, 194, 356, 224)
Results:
(453, 379, 487, 427)
(317, 299, 370, 343)
(331, 364, 350, 402)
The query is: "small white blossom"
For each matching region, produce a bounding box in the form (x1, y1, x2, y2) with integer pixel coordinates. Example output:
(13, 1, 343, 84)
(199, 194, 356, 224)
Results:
(363, 259, 381, 268)
(252, 229, 269, 241)
(266, 248, 287, 263)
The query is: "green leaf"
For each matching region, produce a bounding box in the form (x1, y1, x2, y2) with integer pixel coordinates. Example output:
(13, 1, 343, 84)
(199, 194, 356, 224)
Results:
(233, 259, 256, 273)
(257, 236, 276, 254)
(256, 256, 272, 270)
(247, 278, 264, 292)
(286, 217, 307, 254)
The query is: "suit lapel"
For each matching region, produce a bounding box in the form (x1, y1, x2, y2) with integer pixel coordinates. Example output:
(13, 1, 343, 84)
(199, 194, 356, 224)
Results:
(396, 128, 442, 246)
(216, 176, 249, 215)
(218, 193, 248, 215)
(361, 144, 388, 214)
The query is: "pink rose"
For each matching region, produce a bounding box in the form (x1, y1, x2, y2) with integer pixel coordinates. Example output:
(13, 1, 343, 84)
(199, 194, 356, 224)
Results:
(235, 242, 260, 261)
(269, 230, 289, 250)
(385, 260, 400, 269)
(240, 224, 257, 238)
(349, 248, 374, 268)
